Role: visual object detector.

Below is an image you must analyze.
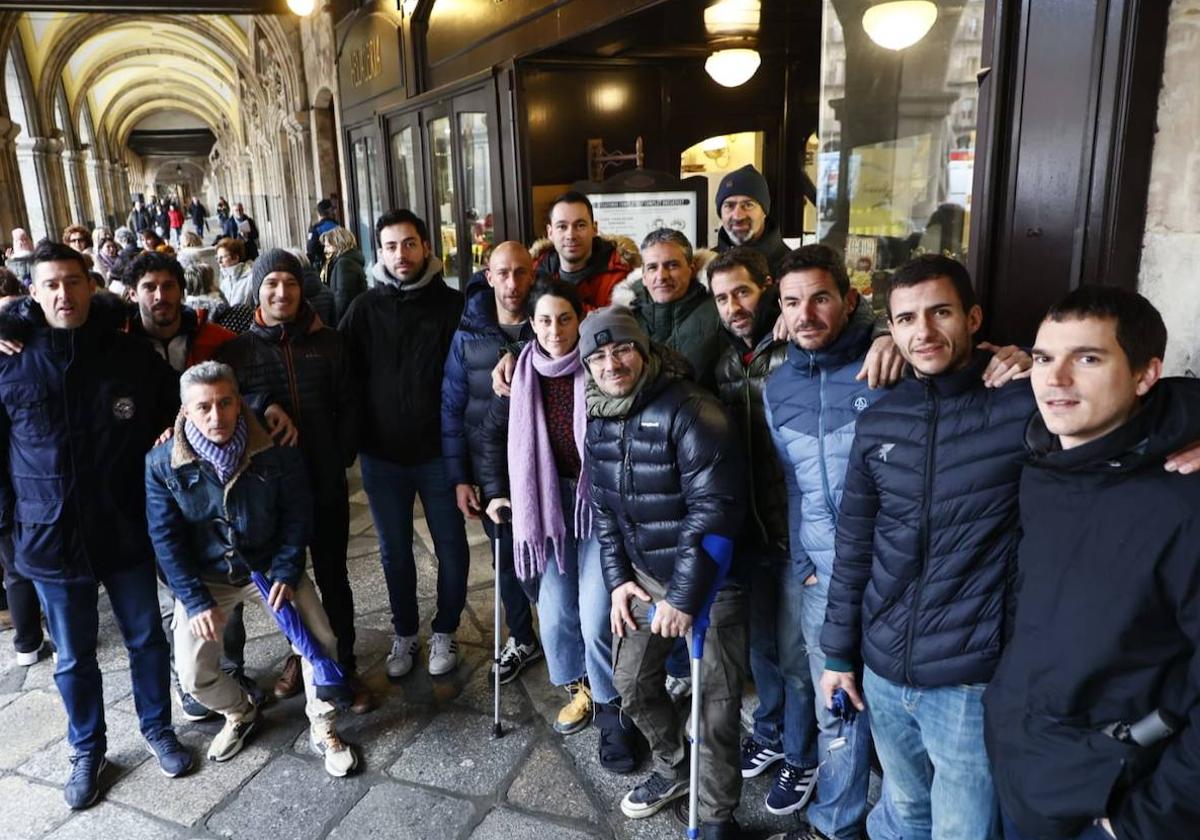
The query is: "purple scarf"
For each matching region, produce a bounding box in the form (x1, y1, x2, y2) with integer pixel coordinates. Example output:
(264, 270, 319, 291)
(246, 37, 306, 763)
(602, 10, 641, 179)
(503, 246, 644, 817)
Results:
(508, 341, 590, 580)
(185, 415, 248, 485)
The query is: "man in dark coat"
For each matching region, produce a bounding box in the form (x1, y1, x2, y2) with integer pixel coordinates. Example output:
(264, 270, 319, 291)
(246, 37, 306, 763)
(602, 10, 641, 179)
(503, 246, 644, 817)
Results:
(713, 165, 790, 278)
(583, 306, 747, 840)
(217, 249, 366, 710)
(127, 199, 154, 237)
(188, 196, 208, 237)
(0, 242, 191, 809)
(306, 199, 339, 271)
(339, 209, 468, 680)
(231, 203, 260, 261)
(985, 288, 1200, 840)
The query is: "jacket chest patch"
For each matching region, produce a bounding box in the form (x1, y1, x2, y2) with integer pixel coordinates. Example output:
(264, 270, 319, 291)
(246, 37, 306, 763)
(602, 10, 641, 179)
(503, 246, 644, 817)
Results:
(112, 396, 136, 420)
(853, 396, 869, 412)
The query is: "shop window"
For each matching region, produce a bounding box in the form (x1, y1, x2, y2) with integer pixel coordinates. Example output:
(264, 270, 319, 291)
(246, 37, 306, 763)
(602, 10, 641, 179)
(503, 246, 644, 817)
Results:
(459, 112, 494, 275)
(817, 0, 985, 283)
(391, 126, 417, 211)
(352, 134, 383, 264)
(429, 115, 460, 288)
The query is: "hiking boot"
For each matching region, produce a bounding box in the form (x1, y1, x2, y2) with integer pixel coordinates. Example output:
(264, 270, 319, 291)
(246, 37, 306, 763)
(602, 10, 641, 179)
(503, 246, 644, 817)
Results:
(386, 635, 419, 679)
(273, 654, 303, 699)
(619, 771, 688, 819)
(595, 701, 636, 774)
(310, 716, 358, 777)
(428, 632, 459, 675)
(177, 690, 215, 722)
(207, 706, 260, 762)
(767, 823, 833, 840)
(64, 752, 106, 810)
(145, 730, 193, 778)
(554, 679, 592, 735)
(492, 637, 542, 685)
(765, 761, 818, 815)
(740, 736, 784, 778)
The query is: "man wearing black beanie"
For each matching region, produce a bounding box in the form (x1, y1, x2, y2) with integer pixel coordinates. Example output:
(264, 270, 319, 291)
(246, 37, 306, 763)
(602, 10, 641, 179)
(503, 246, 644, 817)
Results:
(217, 248, 369, 712)
(714, 164, 789, 278)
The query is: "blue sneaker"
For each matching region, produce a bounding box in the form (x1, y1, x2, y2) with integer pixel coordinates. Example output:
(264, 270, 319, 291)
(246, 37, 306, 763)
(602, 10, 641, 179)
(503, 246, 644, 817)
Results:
(146, 730, 194, 778)
(740, 736, 784, 778)
(765, 761, 817, 815)
(64, 752, 107, 810)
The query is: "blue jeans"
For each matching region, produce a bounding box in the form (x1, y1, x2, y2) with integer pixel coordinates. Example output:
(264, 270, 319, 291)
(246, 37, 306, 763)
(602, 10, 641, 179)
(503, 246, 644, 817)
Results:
(481, 515, 536, 647)
(1001, 813, 1112, 840)
(780, 575, 872, 839)
(863, 667, 1000, 840)
(535, 479, 616, 702)
(770, 561, 820, 769)
(33, 561, 172, 756)
(360, 454, 470, 636)
(747, 552, 786, 750)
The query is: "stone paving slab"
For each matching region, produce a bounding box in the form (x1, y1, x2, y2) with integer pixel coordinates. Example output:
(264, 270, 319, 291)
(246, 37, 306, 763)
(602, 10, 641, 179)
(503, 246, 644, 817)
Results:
(45, 801, 185, 840)
(18, 707, 148, 785)
(0, 690, 68, 770)
(0, 775, 74, 838)
(327, 781, 477, 840)
(469, 807, 602, 840)
(206, 753, 367, 840)
(388, 708, 536, 797)
(507, 740, 600, 824)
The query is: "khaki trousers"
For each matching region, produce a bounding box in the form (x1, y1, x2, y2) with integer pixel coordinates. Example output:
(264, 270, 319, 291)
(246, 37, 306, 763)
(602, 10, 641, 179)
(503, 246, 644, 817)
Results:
(612, 570, 748, 823)
(174, 572, 337, 723)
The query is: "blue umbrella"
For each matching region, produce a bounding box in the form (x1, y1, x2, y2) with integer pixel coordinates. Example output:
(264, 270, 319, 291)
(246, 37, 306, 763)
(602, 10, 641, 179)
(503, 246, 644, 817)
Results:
(250, 571, 352, 708)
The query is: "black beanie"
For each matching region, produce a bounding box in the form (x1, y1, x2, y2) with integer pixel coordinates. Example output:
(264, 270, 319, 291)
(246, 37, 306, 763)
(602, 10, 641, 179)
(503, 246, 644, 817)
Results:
(715, 164, 771, 215)
(250, 248, 305, 304)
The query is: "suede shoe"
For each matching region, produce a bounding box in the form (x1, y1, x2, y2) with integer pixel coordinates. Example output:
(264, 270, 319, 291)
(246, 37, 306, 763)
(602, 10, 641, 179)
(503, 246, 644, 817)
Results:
(348, 676, 376, 715)
(310, 716, 358, 777)
(620, 771, 688, 819)
(145, 730, 193, 778)
(177, 690, 215, 722)
(554, 679, 592, 735)
(64, 752, 106, 810)
(767, 824, 833, 840)
(595, 701, 636, 774)
(740, 735, 784, 778)
(273, 654, 303, 699)
(207, 706, 260, 762)
(765, 761, 818, 815)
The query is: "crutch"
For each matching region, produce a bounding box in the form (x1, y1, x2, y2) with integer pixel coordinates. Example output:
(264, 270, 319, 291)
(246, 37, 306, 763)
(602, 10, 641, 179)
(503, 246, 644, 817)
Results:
(646, 534, 734, 839)
(491, 504, 512, 739)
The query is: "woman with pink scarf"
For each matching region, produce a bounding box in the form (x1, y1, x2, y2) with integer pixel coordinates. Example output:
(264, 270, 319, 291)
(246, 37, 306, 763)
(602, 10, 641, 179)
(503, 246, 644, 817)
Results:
(479, 278, 636, 773)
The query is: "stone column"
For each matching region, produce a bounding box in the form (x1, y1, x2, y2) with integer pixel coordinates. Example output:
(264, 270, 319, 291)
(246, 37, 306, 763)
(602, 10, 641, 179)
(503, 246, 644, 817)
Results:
(40, 132, 71, 238)
(0, 116, 29, 241)
(61, 148, 91, 229)
(84, 149, 108, 230)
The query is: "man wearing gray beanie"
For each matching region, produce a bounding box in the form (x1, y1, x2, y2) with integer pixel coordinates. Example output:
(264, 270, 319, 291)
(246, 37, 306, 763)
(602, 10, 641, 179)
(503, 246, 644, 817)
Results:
(581, 304, 749, 839)
(216, 247, 370, 712)
(714, 164, 789, 278)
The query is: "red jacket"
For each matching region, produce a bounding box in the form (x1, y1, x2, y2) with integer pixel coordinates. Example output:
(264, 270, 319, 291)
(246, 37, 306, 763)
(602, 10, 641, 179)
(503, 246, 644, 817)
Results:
(530, 235, 637, 310)
(167, 208, 184, 229)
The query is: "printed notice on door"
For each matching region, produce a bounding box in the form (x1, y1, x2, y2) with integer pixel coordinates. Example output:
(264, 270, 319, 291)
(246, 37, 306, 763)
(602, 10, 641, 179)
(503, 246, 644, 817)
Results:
(587, 192, 698, 247)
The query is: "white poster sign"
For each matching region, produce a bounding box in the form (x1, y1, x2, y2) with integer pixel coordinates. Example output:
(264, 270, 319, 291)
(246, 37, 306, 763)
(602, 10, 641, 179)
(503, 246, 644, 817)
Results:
(587, 191, 698, 247)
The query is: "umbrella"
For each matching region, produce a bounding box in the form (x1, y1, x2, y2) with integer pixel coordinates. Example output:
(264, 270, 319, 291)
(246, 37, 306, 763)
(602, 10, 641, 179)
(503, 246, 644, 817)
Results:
(250, 571, 352, 708)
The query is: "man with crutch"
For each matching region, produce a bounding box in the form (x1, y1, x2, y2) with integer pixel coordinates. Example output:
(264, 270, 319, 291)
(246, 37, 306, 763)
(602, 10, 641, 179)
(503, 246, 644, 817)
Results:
(580, 306, 747, 840)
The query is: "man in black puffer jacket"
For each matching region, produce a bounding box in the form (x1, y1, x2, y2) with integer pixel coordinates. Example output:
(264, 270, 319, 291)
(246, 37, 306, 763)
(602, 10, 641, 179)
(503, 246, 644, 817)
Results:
(819, 256, 1035, 840)
(339, 209, 468, 680)
(582, 306, 746, 840)
(985, 288, 1200, 840)
(216, 249, 365, 709)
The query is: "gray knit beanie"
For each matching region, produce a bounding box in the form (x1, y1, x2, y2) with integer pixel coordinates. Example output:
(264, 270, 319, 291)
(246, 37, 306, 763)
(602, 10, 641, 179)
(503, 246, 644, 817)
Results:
(578, 305, 650, 362)
(250, 248, 305, 304)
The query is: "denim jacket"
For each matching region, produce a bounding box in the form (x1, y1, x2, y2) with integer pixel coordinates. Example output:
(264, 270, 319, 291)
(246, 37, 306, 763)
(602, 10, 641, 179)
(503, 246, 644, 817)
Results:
(144, 407, 312, 617)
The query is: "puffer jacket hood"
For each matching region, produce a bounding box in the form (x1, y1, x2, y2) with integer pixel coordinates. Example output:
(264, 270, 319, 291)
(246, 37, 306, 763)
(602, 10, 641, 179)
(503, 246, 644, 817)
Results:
(371, 253, 444, 290)
(532, 235, 637, 309)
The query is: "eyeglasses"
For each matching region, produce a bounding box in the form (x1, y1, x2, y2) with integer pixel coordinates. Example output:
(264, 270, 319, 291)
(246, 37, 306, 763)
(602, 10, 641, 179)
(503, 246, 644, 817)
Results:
(68, 237, 87, 244)
(585, 342, 639, 367)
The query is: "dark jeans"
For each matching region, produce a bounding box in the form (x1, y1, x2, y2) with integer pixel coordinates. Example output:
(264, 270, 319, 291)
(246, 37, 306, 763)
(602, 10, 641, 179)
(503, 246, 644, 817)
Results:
(33, 561, 172, 756)
(1002, 813, 1113, 840)
(310, 484, 358, 671)
(1, 532, 44, 654)
(360, 454, 470, 637)
(480, 515, 536, 646)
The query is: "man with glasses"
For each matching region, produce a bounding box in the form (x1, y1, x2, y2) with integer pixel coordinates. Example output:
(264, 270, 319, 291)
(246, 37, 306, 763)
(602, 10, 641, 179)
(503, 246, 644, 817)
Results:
(713, 165, 789, 278)
(581, 306, 747, 840)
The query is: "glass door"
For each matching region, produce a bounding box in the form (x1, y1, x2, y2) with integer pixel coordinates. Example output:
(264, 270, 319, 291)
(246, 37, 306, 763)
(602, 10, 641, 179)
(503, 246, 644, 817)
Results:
(387, 112, 423, 214)
(349, 125, 384, 265)
(426, 108, 461, 288)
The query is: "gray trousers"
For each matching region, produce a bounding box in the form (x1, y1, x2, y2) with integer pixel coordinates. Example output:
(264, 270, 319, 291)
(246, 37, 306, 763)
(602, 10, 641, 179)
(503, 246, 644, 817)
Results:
(613, 570, 748, 824)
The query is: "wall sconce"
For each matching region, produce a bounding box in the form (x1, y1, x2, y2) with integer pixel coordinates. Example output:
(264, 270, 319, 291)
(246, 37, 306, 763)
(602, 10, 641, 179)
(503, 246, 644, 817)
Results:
(862, 1, 938, 51)
(701, 135, 731, 167)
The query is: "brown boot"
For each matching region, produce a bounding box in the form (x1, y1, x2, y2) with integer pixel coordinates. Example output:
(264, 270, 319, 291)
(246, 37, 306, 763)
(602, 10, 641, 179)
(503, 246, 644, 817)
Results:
(349, 676, 376, 715)
(273, 654, 303, 699)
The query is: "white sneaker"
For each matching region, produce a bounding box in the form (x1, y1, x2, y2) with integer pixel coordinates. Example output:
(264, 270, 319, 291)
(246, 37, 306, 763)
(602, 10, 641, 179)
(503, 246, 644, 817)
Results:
(428, 632, 458, 676)
(16, 641, 51, 667)
(309, 717, 358, 778)
(386, 635, 419, 679)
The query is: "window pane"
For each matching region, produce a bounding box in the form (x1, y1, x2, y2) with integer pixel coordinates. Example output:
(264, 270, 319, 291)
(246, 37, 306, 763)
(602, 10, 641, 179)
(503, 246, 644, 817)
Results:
(818, 0, 984, 300)
(353, 138, 375, 265)
(458, 112, 493, 274)
(366, 135, 384, 228)
(391, 126, 416, 211)
(429, 115, 459, 288)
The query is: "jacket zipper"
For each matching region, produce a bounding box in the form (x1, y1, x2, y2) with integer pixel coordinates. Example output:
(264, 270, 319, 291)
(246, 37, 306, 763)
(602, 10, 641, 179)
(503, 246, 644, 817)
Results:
(904, 384, 939, 684)
(281, 335, 303, 427)
(817, 367, 837, 522)
(62, 329, 94, 577)
(743, 348, 768, 544)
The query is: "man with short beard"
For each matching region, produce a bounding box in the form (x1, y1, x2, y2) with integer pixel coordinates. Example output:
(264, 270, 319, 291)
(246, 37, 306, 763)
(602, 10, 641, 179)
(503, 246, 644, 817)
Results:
(583, 306, 747, 839)
(126, 252, 236, 372)
(534, 191, 634, 309)
(712, 165, 789, 277)
(339, 209, 469, 679)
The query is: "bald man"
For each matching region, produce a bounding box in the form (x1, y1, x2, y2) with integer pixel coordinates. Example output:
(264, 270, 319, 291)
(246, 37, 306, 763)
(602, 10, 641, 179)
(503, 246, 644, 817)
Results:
(6, 228, 35, 284)
(441, 242, 541, 683)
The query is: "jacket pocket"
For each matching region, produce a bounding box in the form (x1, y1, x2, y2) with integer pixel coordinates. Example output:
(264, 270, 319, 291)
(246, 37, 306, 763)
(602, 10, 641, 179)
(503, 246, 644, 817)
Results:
(2, 382, 53, 438)
(15, 497, 63, 524)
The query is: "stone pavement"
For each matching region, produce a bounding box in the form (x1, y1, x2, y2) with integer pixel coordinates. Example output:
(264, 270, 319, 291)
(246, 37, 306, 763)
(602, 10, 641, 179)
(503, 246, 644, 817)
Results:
(0, 471, 818, 840)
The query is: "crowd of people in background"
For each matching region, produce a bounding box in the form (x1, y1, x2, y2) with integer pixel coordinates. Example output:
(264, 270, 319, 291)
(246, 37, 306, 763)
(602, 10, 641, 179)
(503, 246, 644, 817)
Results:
(0, 166, 1198, 840)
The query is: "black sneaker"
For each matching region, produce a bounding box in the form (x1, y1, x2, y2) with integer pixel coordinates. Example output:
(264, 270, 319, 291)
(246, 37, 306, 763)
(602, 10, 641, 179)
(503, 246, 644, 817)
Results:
(765, 761, 818, 815)
(767, 824, 832, 840)
(178, 691, 216, 722)
(740, 735, 785, 778)
(595, 701, 636, 774)
(491, 637, 542, 685)
(619, 771, 688, 819)
(64, 752, 106, 810)
(145, 730, 194, 778)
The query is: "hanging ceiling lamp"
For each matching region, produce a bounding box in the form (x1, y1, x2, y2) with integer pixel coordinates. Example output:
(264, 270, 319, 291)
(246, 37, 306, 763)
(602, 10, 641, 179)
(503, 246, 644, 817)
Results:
(703, 0, 762, 88)
(862, 1, 938, 51)
(287, 0, 316, 16)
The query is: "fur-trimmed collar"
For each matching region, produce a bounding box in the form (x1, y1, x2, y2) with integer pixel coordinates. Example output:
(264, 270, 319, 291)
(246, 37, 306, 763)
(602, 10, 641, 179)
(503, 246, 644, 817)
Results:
(170, 403, 276, 499)
(529, 234, 642, 270)
(611, 247, 717, 308)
